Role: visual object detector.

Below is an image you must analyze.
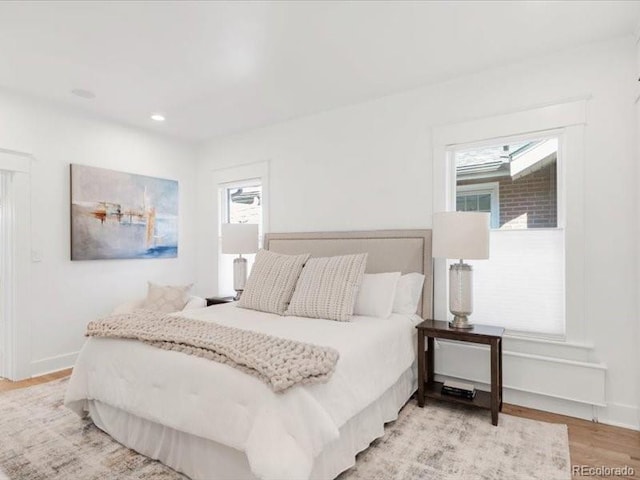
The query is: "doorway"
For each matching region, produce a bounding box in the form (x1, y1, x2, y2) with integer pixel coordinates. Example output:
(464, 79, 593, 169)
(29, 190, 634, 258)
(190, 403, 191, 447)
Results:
(0, 149, 32, 381)
(0, 169, 12, 380)
(0, 170, 5, 379)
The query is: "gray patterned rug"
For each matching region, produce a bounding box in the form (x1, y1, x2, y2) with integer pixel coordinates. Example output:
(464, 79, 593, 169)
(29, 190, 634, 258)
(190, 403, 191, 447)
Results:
(0, 378, 570, 480)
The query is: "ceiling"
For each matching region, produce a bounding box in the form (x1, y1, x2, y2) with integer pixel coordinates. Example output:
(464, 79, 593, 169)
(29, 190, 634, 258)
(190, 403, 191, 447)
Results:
(0, 1, 638, 142)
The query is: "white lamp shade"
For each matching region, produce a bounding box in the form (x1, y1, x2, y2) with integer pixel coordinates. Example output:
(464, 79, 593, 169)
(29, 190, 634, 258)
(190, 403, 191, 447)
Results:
(221, 223, 259, 254)
(432, 212, 490, 260)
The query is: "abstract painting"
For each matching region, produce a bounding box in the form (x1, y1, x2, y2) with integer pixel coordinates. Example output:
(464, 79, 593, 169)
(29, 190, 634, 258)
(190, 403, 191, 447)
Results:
(70, 164, 179, 260)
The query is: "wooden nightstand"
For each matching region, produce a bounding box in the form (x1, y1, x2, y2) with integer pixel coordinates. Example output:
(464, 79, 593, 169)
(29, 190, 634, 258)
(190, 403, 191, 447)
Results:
(415, 319, 504, 426)
(206, 296, 236, 307)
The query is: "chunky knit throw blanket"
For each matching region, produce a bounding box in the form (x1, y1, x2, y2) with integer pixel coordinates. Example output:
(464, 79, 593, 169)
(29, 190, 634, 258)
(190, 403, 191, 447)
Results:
(86, 311, 340, 392)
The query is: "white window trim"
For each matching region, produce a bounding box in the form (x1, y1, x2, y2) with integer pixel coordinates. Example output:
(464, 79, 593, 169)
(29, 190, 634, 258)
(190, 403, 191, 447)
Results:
(210, 161, 270, 296)
(432, 98, 587, 344)
(456, 182, 500, 228)
(217, 178, 264, 296)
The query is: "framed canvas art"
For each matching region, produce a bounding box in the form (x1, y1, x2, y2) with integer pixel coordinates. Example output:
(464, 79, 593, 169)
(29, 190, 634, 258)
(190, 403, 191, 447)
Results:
(70, 164, 179, 260)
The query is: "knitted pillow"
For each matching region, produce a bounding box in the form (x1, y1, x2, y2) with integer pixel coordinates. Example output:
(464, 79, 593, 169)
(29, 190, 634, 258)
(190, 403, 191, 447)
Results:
(285, 253, 368, 321)
(141, 282, 193, 313)
(237, 249, 310, 315)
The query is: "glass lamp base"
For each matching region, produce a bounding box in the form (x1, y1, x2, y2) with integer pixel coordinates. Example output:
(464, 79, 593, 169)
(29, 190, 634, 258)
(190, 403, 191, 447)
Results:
(449, 315, 473, 329)
(449, 262, 474, 329)
(233, 256, 248, 291)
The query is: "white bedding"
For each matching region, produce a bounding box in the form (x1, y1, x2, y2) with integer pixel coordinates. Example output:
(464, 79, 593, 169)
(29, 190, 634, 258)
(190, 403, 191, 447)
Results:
(65, 304, 420, 480)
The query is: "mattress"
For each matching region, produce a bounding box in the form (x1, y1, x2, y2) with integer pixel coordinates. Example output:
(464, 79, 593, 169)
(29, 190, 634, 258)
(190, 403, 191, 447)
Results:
(65, 304, 420, 480)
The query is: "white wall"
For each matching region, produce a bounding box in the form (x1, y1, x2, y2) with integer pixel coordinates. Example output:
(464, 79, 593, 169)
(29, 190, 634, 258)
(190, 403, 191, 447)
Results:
(196, 36, 639, 429)
(0, 90, 198, 377)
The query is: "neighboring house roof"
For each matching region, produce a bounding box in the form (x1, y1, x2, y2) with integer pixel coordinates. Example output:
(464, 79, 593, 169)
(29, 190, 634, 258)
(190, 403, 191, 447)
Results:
(456, 141, 531, 168)
(456, 139, 556, 180)
(509, 139, 558, 180)
(456, 159, 505, 177)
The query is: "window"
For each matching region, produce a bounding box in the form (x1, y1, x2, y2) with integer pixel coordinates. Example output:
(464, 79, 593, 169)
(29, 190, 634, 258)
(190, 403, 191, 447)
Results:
(218, 179, 263, 295)
(456, 183, 499, 228)
(221, 180, 263, 241)
(451, 134, 565, 337)
(456, 139, 558, 231)
(433, 100, 587, 343)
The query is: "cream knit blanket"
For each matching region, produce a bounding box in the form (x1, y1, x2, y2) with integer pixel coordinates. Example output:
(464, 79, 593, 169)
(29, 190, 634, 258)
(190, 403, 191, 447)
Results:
(86, 311, 339, 392)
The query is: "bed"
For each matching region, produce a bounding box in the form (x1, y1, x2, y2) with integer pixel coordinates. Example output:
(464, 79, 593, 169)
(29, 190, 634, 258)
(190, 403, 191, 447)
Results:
(64, 230, 433, 480)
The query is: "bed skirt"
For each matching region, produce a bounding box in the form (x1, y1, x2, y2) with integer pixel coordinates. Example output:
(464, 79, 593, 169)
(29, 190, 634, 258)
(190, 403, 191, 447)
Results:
(87, 365, 417, 480)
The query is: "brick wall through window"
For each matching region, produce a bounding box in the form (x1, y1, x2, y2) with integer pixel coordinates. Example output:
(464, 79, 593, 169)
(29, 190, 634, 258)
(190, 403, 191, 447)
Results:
(458, 161, 557, 229)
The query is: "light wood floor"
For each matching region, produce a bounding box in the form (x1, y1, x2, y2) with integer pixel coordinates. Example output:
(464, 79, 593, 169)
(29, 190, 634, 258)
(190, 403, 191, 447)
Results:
(1, 371, 638, 479)
(504, 404, 640, 479)
(0, 369, 72, 393)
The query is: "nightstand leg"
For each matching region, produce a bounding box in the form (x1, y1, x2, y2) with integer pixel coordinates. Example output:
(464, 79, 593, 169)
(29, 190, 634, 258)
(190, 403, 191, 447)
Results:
(417, 333, 425, 407)
(498, 338, 503, 412)
(491, 339, 499, 426)
(426, 337, 434, 383)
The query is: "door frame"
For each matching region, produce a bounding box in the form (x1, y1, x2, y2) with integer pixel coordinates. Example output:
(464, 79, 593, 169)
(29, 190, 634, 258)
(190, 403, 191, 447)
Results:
(0, 148, 32, 380)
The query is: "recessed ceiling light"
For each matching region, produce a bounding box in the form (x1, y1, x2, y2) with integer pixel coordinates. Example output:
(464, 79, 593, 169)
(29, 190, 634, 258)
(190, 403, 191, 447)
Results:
(150, 114, 165, 122)
(71, 88, 96, 99)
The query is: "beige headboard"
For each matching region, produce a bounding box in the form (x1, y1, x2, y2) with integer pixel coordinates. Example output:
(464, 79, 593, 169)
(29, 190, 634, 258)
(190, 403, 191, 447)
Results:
(264, 230, 433, 318)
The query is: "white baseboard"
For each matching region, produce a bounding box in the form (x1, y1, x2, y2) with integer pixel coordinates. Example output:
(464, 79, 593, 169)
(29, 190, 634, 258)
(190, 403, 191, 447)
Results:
(504, 386, 597, 421)
(436, 373, 640, 430)
(434, 373, 597, 421)
(30, 351, 78, 377)
(434, 340, 606, 405)
(597, 403, 640, 430)
(431, 340, 640, 431)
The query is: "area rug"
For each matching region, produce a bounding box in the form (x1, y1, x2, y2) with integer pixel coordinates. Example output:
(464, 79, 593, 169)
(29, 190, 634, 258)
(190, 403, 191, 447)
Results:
(0, 378, 570, 480)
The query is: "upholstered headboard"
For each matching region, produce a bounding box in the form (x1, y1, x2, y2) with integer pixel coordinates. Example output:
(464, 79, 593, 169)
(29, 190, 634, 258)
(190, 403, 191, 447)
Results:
(264, 230, 433, 317)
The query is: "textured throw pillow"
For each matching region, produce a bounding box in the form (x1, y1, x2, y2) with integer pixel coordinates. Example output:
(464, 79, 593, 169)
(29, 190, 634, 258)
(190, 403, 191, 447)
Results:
(286, 253, 368, 321)
(237, 249, 310, 315)
(141, 282, 193, 313)
(354, 272, 401, 318)
(392, 272, 425, 315)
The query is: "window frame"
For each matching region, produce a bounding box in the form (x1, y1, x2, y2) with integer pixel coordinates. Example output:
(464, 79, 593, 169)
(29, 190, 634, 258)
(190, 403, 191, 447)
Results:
(217, 178, 263, 296)
(219, 178, 263, 244)
(456, 182, 500, 228)
(453, 134, 564, 338)
(432, 99, 587, 344)
(210, 160, 270, 298)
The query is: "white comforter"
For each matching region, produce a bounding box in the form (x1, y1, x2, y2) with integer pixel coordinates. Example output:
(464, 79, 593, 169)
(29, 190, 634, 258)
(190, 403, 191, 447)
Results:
(65, 304, 419, 480)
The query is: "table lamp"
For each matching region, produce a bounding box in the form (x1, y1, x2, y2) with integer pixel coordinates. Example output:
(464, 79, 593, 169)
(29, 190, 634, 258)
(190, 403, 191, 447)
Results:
(221, 223, 259, 300)
(432, 212, 490, 329)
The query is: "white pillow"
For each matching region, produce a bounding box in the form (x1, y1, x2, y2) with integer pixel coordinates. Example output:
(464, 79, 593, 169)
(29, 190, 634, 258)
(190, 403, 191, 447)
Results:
(392, 273, 425, 315)
(354, 272, 401, 318)
(141, 282, 193, 313)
